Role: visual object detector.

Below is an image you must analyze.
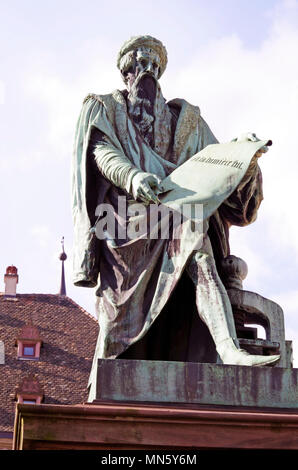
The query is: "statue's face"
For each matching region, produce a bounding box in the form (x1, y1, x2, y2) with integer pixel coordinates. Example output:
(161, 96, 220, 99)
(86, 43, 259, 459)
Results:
(125, 47, 161, 90)
(135, 48, 160, 79)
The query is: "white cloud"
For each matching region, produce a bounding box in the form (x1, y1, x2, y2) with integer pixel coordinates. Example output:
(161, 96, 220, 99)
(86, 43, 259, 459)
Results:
(25, 75, 82, 157)
(166, 2, 298, 259)
(161, 1, 298, 263)
(23, 39, 121, 158)
(272, 290, 298, 322)
(266, 288, 298, 365)
(30, 225, 53, 248)
(0, 81, 4, 104)
(229, 227, 273, 289)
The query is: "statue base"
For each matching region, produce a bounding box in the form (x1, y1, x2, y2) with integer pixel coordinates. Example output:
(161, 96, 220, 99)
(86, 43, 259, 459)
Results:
(89, 359, 298, 409)
(13, 359, 298, 450)
(14, 398, 298, 451)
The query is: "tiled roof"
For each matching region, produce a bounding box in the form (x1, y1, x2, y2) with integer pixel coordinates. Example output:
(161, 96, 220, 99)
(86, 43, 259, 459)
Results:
(0, 293, 98, 432)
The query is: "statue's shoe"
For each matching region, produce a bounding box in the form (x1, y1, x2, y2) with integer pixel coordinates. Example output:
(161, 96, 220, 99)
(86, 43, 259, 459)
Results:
(217, 339, 280, 367)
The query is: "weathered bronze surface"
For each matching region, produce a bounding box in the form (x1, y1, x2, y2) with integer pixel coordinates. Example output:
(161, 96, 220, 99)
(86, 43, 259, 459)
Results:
(91, 359, 298, 409)
(72, 36, 283, 392)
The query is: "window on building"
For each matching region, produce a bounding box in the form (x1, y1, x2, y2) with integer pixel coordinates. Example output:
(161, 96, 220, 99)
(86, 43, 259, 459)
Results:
(22, 344, 35, 357)
(17, 396, 41, 405)
(15, 375, 43, 405)
(15, 324, 42, 360)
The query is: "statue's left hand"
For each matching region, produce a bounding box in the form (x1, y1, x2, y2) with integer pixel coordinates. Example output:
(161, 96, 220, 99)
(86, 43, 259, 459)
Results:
(232, 132, 271, 158)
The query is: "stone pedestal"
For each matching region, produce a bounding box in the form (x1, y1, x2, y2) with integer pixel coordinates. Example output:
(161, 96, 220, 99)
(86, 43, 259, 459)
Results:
(90, 359, 298, 409)
(13, 359, 298, 450)
(13, 401, 298, 450)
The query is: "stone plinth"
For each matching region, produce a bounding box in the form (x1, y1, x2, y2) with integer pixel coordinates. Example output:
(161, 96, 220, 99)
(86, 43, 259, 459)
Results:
(13, 401, 298, 450)
(90, 359, 298, 409)
(13, 360, 298, 450)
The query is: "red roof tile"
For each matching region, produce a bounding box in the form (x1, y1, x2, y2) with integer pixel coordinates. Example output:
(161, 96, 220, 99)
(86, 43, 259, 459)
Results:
(0, 293, 98, 432)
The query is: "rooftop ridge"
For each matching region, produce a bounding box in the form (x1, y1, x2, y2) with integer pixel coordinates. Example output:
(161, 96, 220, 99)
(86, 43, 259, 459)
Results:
(0, 292, 97, 322)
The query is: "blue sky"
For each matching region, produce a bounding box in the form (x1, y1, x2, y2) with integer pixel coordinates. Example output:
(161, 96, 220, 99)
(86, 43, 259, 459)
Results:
(1, 0, 298, 364)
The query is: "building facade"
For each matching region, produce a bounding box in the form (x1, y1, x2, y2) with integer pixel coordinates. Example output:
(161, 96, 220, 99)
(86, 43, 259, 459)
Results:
(0, 266, 98, 449)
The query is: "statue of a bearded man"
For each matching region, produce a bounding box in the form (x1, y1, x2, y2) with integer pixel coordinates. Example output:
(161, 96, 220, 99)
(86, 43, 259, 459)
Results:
(72, 36, 279, 391)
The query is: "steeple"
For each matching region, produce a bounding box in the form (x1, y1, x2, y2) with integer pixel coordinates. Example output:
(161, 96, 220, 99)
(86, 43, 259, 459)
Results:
(58, 237, 67, 296)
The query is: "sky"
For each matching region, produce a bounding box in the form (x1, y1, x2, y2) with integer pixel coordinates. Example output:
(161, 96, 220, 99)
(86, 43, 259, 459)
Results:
(0, 0, 298, 365)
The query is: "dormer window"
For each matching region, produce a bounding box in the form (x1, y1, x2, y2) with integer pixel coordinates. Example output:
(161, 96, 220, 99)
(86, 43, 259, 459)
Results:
(16, 324, 42, 360)
(22, 344, 36, 357)
(16, 375, 43, 404)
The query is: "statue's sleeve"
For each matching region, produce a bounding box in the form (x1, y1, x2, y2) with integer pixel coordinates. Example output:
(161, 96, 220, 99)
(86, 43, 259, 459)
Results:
(219, 154, 263, 227)
(89, 127, 141, 195)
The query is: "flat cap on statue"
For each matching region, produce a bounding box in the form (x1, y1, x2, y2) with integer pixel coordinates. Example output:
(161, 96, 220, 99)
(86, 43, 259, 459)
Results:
(117, 35, 168, 79)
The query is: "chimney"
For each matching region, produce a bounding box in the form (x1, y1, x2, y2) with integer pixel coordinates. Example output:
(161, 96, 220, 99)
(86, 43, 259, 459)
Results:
(4, 265, 18, 297)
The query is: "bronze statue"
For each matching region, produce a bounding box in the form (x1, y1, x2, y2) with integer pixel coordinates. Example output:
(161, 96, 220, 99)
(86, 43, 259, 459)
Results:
(72, 36, 279, 389)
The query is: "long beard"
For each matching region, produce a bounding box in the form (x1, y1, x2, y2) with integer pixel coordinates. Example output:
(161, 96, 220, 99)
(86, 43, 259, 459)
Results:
(127, 73, 173, 157)
(128, 74, 157, 147)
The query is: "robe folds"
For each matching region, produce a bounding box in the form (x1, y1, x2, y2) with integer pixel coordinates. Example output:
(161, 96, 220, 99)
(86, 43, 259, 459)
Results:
(72, 90, 263, 386)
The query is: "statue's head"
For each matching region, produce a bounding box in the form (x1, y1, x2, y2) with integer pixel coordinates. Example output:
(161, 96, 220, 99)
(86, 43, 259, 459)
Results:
(117, 35, 168, 90)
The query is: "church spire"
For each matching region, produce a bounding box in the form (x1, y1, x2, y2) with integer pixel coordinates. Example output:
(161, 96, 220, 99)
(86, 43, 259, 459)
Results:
(58, 237, 67, 296)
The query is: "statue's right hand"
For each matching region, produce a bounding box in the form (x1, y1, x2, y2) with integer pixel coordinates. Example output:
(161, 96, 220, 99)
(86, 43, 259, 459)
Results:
(131, 171, 162, 205)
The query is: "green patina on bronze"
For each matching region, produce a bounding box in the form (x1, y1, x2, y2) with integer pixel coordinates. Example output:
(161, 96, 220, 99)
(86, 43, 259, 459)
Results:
(72, 35, 282, 392)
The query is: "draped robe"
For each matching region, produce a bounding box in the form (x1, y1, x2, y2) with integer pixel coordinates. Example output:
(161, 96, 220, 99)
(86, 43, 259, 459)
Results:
(72, 89, 263, 389)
